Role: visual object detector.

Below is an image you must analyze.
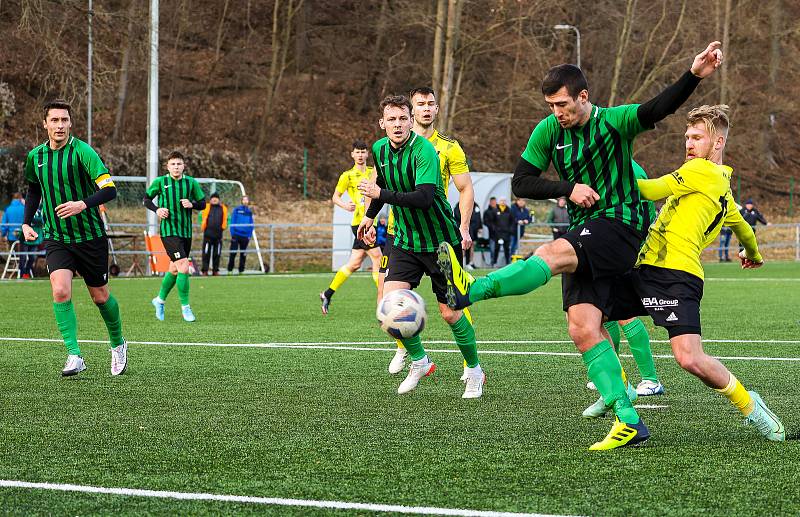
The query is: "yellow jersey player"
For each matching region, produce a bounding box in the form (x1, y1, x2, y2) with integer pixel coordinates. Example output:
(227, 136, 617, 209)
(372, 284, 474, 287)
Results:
(622, 105, 783, 442)
(320, 140, 383, 314)
(383, 86, 476, 376)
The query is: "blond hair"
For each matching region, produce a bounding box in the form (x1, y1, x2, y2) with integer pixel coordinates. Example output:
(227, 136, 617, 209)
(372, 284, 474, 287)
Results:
(686, 104, 730, 137)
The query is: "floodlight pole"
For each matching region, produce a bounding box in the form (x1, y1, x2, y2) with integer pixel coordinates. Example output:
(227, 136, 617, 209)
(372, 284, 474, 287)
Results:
(146, 0, 159, 236)
(87, 0, 93, 145)
(554, 24, 581, 69)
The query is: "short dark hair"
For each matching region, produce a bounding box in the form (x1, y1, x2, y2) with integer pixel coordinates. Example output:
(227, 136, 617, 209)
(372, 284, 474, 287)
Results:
(210, 192, 220, 199)
(352, 140, 368, 150)
(379, 95, 412, 116)
(12, 192, 22, 200)
(166, 150, 185, 162)
(409, 87, 436, 100)
(541, 64, 589, 99)
(43, 99, 72, 120)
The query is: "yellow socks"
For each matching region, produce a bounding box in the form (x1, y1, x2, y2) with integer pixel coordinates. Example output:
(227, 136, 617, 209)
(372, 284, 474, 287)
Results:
(329, 266, 353, 291)
(715, 373, 755, 416)
(396, 339, 404, 350)
(372, 271, 379, 287)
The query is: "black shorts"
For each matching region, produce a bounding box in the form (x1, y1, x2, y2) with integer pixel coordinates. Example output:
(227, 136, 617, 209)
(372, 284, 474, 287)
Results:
(351, 225, 377, 251)
(44, 237, 109, 287)
(379, 234, 395, 274)
(560, 217, 643, 315)
(633, 265, 703, 338)
(385, 243, 462, 304)
(162, 236, 192, 261)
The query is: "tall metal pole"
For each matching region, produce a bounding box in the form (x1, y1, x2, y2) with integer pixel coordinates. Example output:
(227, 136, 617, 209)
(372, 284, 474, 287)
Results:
(146, 0, 159, 237)
(87, 0, 93, 145)
(554, 24, 581, 69)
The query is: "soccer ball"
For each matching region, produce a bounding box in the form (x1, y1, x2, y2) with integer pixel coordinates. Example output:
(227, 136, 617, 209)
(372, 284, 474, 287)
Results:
(376, 289, 427, 339)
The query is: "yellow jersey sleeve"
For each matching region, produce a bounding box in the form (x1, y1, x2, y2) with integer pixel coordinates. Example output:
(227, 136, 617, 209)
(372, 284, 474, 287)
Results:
(723, 192, 762, 262)
(637, 176, 674, 201)
(334, 171, 350, 194)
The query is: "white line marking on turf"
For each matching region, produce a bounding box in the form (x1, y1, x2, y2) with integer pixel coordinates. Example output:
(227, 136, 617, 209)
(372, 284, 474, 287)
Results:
(0, 480, 574, 517)
(2, 337, 800, 362)
(634, 404, 669, 409)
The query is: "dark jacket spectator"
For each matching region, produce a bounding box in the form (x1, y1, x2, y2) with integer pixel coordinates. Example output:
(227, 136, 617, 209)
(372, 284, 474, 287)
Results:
(483, 197, 499, 240)
(740, 199, 767, 231)
(510, 199, 532, 238)
(455, 201, 483, 269)
(201, 194, 228, 274)
(494, 199, 515, 239)
(1, 193, 25, 244)
(547, 197, 571, 240)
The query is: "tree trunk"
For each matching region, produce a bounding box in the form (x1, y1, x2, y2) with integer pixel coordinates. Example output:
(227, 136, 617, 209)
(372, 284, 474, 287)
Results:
(432, 0, 446, 95)
(191, 0, 231, 129)
(357, 0, 388, 114)
(719, 0, 732, 105)
(608, 0, 637, 106)
(763, 0, 781, 169)
(112, 0, 137, 143)
(438, 0, 463, 132)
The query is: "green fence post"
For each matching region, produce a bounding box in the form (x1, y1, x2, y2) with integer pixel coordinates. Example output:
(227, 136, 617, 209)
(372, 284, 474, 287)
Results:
(303, 148, 308, 199)
(736, 175, 741, 204)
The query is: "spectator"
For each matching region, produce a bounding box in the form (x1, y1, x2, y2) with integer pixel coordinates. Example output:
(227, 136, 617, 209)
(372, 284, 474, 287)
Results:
(375, 215, 388, 247)
(1, 192, 24, 247)
(483, 197, 499, 260)
(509, 198, 532, 256)
(19, 207, 44, 278)
(454, 200, 482, 269)
(718, 226, 733, 262)
(227, 195, 254, 274)
(740, 198, 768, 232)
(491, 197, 514, 267)
(547, 196, 570, 240)
(200, 193, 228, 275)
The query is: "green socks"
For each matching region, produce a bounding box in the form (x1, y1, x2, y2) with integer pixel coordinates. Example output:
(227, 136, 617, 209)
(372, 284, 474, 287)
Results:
(603, 321, 621, 355)
(53, 300, 80, 355)
(450, 314, 479, 368)
(582, 340, 640, 425)
(97, 294, 124, 348)
(159, 273, 177, 300)
(623, 319, 658, 382)
(177, 272, 191, 305)
(469, 255, 552, 303)
(400, 335, 426, 361)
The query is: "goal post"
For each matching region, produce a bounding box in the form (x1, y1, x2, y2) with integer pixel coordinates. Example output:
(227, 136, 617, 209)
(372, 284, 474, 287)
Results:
(109, 175, 266, 273)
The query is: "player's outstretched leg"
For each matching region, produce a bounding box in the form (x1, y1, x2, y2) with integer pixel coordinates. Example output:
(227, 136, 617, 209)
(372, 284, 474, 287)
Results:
(397, 335, 436, 394)
(96, 293, 127, 376)
(583, 340, 649, 450)
(438, 243, 551, 310)
(54, 300, 85, 377)
(622, 319, 663, 396)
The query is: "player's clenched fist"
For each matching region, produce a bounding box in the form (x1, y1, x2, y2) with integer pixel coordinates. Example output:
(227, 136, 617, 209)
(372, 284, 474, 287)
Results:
(569, 183, 600, 208)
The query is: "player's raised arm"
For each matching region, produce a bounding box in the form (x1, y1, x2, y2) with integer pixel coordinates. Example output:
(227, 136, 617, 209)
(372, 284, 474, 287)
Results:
(637, 42, 723, 128)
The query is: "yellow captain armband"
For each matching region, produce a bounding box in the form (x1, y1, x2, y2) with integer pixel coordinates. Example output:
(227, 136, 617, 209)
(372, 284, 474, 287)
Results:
(95, 174, 116, 189)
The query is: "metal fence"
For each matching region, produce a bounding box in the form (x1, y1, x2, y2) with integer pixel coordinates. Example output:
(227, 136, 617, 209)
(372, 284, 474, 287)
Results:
(2, 221, 800, 278)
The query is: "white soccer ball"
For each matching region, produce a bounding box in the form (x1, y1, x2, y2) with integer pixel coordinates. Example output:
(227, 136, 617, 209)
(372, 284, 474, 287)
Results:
(376, 289, 427, 339)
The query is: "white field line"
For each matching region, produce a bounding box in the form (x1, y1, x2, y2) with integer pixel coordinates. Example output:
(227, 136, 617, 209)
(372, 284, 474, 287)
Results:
(634, 404, 669, 409)
(0, 480, 574, 517)
(2, 337, 800, 362)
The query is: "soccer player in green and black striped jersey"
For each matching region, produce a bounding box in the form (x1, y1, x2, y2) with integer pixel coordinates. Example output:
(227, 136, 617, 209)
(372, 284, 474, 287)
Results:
(143, 151, 206, 322)
(357, 95, 484, 399)
(21, 99, 127, 377)
(439, 42, 724, 449)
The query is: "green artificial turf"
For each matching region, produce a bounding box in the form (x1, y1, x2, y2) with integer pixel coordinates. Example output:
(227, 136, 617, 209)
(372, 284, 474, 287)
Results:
(1, 261, 799, 515)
